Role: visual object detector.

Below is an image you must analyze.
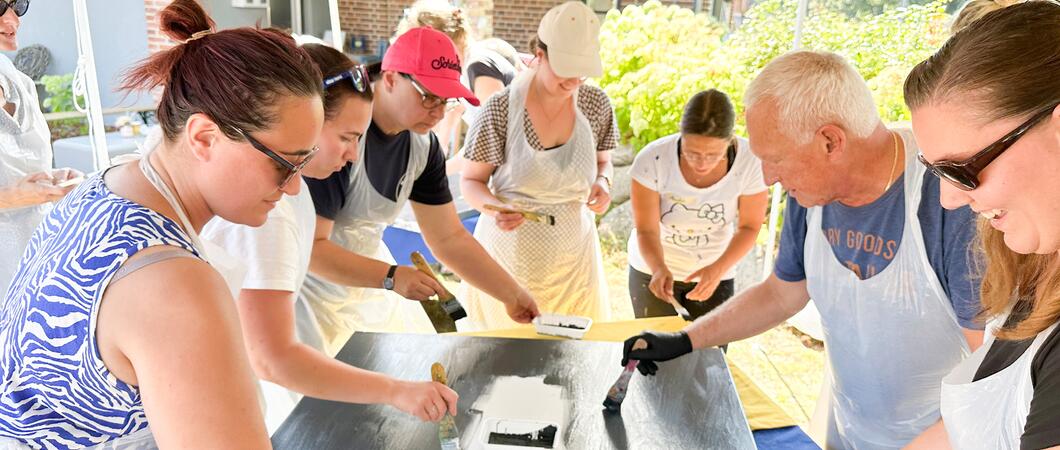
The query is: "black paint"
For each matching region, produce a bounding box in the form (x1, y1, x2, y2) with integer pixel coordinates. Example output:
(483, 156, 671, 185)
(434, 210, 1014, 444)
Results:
(271, 333, 755, 450)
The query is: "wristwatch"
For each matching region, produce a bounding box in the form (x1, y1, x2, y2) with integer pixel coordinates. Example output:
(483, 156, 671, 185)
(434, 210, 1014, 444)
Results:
(383, 265, 398, 290)
(597, 174, 612, 191)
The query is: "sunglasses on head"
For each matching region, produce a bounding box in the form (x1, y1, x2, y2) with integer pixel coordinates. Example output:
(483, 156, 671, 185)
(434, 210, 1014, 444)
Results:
(231, 127, 318, 190)
(322, 65, 372, 95)
(0, 0, 29, 18)
(919, 103, 1057, 191)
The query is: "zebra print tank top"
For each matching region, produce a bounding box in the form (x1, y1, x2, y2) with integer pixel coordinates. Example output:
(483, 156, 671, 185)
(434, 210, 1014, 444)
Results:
(0, 174, 200, 448)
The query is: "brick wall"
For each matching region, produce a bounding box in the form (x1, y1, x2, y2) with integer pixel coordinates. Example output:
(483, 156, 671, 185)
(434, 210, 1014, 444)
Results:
(144, 1, 707, 58)
(144, 0, 177, 54)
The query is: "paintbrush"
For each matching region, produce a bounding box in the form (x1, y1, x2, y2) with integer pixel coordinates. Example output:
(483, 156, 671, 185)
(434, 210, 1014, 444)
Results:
(410, 252, 468, 322)
(603, 339, 647, 412)
(483, 203, 556, 226)
(431, 362, 460, 450)
(671, 300, 692, 321)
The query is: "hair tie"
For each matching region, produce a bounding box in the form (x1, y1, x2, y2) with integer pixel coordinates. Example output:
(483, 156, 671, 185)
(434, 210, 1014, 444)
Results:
(183, 30, 213, 44)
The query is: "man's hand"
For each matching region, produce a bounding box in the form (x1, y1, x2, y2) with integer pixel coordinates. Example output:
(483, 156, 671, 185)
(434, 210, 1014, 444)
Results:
(392, 266, 447, 301)
(621, 331, 693, 376)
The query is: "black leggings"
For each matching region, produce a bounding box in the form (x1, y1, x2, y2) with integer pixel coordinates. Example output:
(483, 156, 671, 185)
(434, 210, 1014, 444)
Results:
(628, 266, 735, 321)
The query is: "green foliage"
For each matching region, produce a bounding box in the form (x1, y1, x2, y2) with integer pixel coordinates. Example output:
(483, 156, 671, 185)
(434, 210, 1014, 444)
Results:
(40, 73, 87, 138)
(597, 0, 950, 153)
(41, 74, 80, 113)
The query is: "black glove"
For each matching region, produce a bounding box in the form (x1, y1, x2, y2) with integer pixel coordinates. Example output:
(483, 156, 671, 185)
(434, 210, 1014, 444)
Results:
(621, 331, 693, 376)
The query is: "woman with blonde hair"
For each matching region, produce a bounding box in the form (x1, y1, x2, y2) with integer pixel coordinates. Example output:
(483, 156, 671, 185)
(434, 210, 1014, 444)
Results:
(395, 0, 525, 163)
(906, 2, 1060, 448)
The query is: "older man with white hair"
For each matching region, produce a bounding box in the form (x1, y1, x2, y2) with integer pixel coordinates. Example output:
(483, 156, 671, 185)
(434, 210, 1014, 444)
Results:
(622, 50, 983, 449)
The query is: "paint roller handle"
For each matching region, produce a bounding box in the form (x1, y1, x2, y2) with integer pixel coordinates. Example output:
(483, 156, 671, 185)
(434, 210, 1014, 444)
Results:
(621, 331, 693, 376)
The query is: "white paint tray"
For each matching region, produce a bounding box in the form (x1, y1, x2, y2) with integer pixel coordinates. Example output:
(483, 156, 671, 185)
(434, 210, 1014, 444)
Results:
(532, 314, 592, 339)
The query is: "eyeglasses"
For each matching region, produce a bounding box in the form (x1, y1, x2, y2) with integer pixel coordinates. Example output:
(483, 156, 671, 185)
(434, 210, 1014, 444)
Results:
(232, 127, 318, 189)
(0, 0, 29, 17)
(918, 104, 1057, 191)
(400, 73, 459, 111)
(323, 65, 372, 95)
(679, 140, 732, 164)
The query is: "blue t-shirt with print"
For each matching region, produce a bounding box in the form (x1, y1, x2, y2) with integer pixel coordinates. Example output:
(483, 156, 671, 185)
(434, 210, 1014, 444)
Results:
(773, 171, 983, 330)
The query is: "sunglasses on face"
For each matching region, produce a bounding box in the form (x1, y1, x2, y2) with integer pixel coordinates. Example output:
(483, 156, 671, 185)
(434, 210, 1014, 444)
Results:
(232, 127, 318, 190)
(919, 104, 1057, 191)
(323, 65, 372, 95)
(0, 0, 28, 18)
(400, 73, 459, 112)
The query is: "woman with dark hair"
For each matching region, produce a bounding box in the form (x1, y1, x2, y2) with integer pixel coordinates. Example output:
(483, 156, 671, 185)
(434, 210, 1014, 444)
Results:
(203, 44, 456, 432)
(627, 89, 768, 321)
(0, 0, 324, 447)
(459, 1, 617, 330)
(905, 2, 1060, 448)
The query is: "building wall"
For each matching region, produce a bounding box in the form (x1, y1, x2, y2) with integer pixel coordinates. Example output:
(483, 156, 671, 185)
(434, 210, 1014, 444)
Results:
(4, 0, 152, 109)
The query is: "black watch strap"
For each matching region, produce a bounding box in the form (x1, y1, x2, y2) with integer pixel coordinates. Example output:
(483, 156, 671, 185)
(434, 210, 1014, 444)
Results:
(384, 265, 398, 290)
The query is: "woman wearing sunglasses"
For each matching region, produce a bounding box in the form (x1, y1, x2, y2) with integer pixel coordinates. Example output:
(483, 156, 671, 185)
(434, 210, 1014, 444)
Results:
(627, 89, 768, 322)
(459, 2, 617, 329)
(0, 0, 324, 447)
(202, 44, 456, 431)
(905, 2, 1060, 448)
(0, 0, 83, 298)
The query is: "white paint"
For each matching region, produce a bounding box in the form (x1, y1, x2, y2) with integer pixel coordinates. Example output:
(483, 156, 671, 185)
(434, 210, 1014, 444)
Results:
(464, 376, 567, 450)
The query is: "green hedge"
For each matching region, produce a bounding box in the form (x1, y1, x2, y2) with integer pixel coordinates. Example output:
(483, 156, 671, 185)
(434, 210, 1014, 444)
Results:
(597, 0, 950, 153)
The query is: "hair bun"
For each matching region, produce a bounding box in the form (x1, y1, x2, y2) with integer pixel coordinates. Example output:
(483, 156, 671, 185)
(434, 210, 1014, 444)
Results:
(159, 0, 216, 43)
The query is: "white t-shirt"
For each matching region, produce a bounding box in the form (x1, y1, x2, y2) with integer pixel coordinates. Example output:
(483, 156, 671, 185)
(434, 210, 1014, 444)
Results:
(202, 178, 316, 294)
(627, 134, 767, 280)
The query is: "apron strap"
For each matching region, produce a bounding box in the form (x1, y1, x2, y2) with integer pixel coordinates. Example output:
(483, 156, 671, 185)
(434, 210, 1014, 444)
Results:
(111, 247, 197, 283)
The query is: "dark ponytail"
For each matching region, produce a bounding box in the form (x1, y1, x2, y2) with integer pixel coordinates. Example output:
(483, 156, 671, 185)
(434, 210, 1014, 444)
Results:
(680, 89, 735, 139)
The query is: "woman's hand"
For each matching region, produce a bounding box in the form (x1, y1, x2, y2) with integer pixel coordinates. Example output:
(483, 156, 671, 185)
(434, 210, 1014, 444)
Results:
(493, 208, 525, 231)
(1, 170, 77, 210)
(684, 264, 725, 301)
(649, 268, 676, 303)
(504, 288, 540, 324)
(586, 177, 611, 214)
(389, 380, 459, 422)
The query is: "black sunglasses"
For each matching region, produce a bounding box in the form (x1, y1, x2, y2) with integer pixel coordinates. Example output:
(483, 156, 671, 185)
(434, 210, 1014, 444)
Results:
(0, 0, 29, 17)
(919, 104, 1057, 191)
(323, 65, 372, 95)
(232, 127, 318, 189)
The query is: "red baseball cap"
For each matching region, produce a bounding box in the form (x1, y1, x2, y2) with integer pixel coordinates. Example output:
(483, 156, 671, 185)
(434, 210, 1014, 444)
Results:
(382, 27, 480, 107)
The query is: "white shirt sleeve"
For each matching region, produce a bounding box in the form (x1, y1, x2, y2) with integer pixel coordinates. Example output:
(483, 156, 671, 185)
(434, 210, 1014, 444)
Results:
(203, 205, 304, 293)
(738, 140, 769, 196)
(631, 137, 669, 192)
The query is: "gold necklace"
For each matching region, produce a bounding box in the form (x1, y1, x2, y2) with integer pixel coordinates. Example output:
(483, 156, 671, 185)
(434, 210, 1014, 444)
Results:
(529, 79, 570, 126)
(884, 131, 899, 193)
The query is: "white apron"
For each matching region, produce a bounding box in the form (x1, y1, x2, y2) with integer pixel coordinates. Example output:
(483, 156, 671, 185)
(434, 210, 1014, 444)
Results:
(459, 69, 609, 331)
(0, 55, 53, 297)
(940, 315, 1058, 450)
(301, 132, 434, 355)
(805, 139, 969, 450)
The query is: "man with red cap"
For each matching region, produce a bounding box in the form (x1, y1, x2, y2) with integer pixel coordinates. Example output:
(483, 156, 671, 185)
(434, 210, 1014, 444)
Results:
(301, 27, 540, 349)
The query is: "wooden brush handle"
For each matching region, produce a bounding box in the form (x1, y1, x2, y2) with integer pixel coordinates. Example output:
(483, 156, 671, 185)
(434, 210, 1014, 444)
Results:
(410, 252, 455, 301)
(483, 203, 549, 224)
(431, 362, 448, 386)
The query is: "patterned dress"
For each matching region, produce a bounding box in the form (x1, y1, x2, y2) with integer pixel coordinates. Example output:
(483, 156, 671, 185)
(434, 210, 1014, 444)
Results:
(0, 174, 199, 449)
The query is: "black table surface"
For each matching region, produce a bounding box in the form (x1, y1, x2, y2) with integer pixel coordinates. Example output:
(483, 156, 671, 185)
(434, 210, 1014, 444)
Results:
(271, 332, 755, 450)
